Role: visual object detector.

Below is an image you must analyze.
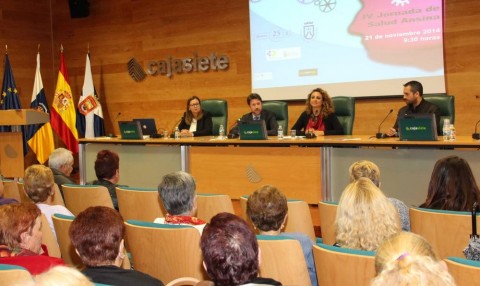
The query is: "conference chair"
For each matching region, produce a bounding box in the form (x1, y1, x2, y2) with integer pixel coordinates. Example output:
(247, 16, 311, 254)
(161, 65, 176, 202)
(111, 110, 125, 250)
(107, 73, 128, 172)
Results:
(262, 100, 288, 134)
(165, 277, 201, 286)
(331, 96, 355, 135)
(62, 184, 113, 215)
(313, 242, 376, 286)
(16, 182, 65, 206)
(201, 99, 228, 136)
(445, 257, 480, 286)
(16, 182, 32, 203)
(318, 201, 338, 245)
(2, 179, 20, 202)
(257, 235, 312, 286)
(124, 220, 208, 282)
(196, 193, 234, 222)
(116, 186, 164, 221)
(40, 213, 61, 258)
(423, 94, 455, 131)
(410, 207, 479, 259)
(0, 264, 32, 286)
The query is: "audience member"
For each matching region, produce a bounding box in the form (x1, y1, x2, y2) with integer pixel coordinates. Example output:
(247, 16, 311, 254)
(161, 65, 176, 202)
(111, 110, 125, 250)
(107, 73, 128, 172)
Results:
(420, 155, 480, 211)
(33, 265, 94, 286)
(229, 93, 278, 136)
(0, 174, 18, 205)
(155, 171, 205, 232)
(292, 88, 343, 136)
(0, 203, 64, 274)
(24, 165, 73, 239)
(372, 231, 456, 286)
(69, 206, 164, 286)
(335, 178, 401, 251)
(349, 160, 410, 231)
(200, 212, 281, 286)
(246, 185, 317, 286)
(90, 150, 125, 210)
(48, 148, 76, 194)
(177, 96, 213, 137)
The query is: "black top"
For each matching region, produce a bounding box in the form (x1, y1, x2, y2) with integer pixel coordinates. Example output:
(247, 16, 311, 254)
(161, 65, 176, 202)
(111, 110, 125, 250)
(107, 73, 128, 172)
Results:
(83, 265, 164, 286)
(229, 109, 279, 136)
(292, 111, 344, 136)
(178, 110, 213, 136)
(393, 98, 441, 135)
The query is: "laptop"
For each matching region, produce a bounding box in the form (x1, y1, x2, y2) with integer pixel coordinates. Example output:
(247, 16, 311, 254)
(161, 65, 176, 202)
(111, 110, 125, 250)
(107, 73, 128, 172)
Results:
(238, 120, 268, 140)
(133, 118, 157, 136)
(398, 113, 438, 141)
(118, 121, 143, 139)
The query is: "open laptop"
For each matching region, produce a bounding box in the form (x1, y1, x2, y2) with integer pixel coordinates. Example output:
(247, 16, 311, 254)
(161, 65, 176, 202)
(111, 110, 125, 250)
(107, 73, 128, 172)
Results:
(118, 121, 143, 139)
(398, 113, 438, 141)
(133, 118, 157, 136)
(238, 120, 268, 140)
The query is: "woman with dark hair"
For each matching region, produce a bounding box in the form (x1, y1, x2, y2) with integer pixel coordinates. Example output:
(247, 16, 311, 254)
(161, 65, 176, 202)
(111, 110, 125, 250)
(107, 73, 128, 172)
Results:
(420, 155, 480, 211)
(0, 203, 64, 274)
(200, 212, 281, 286)
(177, 96, 213, 137)
(90, 150, 126, 210)
(292, 88, 344, 136)
(70, 206, 164, 286)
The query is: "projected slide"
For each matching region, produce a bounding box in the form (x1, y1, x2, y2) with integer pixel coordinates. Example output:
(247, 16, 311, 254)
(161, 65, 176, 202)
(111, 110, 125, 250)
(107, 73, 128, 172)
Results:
(250, 0, 445, 100)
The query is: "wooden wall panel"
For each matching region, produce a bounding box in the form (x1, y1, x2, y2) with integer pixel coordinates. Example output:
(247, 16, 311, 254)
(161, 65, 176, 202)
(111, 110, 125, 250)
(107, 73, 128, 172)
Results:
(0, 0, 479, 140)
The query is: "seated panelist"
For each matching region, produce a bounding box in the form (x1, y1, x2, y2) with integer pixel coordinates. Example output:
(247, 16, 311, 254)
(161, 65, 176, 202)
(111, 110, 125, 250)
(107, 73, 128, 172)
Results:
(292, 88, 343, 136)
(177, 96, 213, 137)
(229, 93, 278, 136)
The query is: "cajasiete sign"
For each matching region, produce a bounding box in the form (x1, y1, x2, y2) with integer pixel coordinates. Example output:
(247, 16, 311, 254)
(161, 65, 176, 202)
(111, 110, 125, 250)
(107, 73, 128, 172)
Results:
(127, 52, 229, 82)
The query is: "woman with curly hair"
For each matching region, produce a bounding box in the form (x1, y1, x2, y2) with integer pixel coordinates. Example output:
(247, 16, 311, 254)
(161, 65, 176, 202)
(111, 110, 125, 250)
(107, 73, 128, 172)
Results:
(335, 177, 401, 251)
(291, 88, 343, 136)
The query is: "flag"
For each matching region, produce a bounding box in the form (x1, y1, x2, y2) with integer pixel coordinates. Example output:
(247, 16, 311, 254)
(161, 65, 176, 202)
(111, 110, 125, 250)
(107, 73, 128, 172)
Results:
(1, 54, 28, 154)
(27, 52, 55, 164)
(50, 49, 78, 153)
(77, 52, 105, 138)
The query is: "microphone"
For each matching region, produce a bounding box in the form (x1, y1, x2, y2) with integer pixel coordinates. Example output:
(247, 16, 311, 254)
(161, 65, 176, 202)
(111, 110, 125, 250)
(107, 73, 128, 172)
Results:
(376, 109, 394, 139)
(472, 119, 480, 139)
(108, 112, 122, 137)
(227, 118, 244, 139)
(151, 127, 166, 138)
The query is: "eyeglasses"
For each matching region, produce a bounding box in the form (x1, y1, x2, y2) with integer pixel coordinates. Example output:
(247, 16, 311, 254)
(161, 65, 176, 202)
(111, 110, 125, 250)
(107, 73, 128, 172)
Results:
(190, 103, 200, 107)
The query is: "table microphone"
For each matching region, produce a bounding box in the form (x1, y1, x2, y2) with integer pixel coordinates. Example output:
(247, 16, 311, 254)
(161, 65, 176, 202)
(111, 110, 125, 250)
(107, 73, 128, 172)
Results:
(108, 112, 122, 137)
(375, 109, 394, 139)
(472, 119, 480, 139)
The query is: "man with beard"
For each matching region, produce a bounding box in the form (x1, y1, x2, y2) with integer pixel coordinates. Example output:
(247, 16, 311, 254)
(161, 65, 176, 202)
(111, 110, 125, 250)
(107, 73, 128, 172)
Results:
(229, 93, 278, 136)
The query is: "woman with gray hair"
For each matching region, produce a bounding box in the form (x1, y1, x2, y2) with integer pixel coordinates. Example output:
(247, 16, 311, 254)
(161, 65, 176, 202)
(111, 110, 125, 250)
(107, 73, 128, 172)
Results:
(154, 171, 206, 233)
(48, 148, 76, 193)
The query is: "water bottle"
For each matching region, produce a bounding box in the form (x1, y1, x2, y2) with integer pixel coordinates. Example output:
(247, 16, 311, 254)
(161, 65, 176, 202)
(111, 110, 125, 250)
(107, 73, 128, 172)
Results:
(277, 125, 283, 139)
(442, 119, 451, 141)
(174, 126, 180, 139)
(219, 124, 225, 139)
(449, 124, 456, 141)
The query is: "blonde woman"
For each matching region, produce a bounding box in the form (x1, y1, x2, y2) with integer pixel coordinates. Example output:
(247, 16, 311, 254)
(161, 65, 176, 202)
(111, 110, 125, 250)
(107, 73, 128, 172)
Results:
(372, 232, 456, 286)
(349, 160, 410, 231)
(335, 178, 401, 251)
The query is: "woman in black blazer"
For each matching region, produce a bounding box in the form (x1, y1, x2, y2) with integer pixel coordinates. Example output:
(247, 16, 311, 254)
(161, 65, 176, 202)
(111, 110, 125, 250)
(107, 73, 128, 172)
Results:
(178, 96, 213, 136)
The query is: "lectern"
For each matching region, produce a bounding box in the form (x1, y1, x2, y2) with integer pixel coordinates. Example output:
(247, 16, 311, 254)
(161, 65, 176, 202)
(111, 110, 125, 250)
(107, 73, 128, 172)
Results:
(0, 109, 49, 177)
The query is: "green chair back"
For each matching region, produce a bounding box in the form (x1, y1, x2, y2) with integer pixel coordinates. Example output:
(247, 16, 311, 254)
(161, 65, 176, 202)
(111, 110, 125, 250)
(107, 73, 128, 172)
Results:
(202, 99, 228, 135)
(263, 101, 288, 134)
(331, 96, 355, 135)
(423, 94, 455, 131)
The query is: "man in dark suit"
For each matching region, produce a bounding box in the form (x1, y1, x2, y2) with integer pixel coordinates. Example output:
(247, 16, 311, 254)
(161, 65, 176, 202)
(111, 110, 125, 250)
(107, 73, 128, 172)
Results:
(229, 93, 278, 136)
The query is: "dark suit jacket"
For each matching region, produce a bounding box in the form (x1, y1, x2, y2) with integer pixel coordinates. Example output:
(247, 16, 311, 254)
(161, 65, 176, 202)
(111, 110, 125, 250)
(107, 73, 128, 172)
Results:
(229, 109, 279, 136)
(178, 110, 213, 136)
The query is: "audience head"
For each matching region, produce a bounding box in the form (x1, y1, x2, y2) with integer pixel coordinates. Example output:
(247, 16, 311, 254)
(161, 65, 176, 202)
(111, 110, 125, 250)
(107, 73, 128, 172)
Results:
(33, 266, 94, 286)
(200, 213, 259, 286)
(247, 93, 263, 116)
(185, 95, 204, 124)
(94, 150, 120, 182)
(335, 178, 401, 251)
(246, 185, 288, 232)
(0, 203, 43, 253)
(24, 164, 55, 203)
(349, 160, 381, 187)
(372, 232, 455, 286)
(48, 148, 74, 176)
(69, 206, 125, 267)
(305, 87, 334, 117)
(421, 155, 480, 211)
(158, 171, 197, 216)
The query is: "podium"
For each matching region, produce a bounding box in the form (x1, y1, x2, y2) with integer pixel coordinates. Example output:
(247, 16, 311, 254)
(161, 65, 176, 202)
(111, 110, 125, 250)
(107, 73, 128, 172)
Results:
(0, 109, 50, 177)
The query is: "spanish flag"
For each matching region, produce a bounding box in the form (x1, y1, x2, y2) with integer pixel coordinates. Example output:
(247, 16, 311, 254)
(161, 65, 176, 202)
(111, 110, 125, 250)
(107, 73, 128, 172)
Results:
(50, 48, 78, 153)
(27, 52, 55, 164)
